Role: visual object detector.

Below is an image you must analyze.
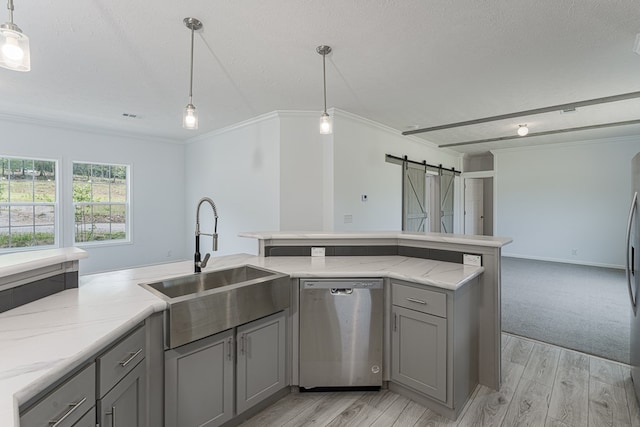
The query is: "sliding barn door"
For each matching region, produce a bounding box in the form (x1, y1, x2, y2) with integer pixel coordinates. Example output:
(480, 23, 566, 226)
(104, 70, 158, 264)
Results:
(402, 165, 428, 232)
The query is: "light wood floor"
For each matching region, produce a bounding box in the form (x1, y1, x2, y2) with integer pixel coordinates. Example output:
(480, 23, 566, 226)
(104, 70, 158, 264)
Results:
(240, 333, 640, 427)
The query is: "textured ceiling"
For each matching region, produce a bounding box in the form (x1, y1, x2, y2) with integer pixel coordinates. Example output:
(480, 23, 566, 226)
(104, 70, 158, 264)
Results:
(1, 0, 639, 154)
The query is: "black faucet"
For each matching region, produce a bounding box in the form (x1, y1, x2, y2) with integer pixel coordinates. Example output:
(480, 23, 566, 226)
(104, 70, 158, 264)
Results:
(195, 197, 219, 273)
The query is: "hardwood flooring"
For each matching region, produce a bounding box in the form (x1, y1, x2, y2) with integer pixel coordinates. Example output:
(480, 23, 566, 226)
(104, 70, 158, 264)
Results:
(240, 334, 640, 427)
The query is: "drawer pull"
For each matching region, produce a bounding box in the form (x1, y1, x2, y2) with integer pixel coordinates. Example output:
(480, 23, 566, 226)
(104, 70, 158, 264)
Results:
(49, 397, 87, 426)
(118, 348, 143, 367)
(406, 297, 427, 305)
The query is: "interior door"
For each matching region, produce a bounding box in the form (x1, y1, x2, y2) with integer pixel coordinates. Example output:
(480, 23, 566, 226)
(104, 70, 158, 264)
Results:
(464, 178, 484, 235)
(440, 170, 455, 233)
(403, 166, 428, 232)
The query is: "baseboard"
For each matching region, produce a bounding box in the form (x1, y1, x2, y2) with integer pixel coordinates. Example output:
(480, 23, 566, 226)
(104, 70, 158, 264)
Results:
(501, 253, 624, 270)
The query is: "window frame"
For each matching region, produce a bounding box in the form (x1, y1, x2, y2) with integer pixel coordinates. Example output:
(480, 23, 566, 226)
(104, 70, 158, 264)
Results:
(0, 155, 60, 253)
(71, 161, 132, 247)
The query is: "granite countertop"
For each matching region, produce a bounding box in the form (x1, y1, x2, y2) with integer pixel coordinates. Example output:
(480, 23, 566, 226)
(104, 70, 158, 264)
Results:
(0, 252, 483, 426)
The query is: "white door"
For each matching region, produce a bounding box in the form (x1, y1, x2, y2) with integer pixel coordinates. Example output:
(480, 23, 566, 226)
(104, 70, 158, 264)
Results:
(464, 178, 484, 235)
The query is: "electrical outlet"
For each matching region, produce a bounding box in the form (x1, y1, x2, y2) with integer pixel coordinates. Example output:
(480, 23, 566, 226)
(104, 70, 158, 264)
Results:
(463, 254, 482, 266)
(344, 214, 353, 224)
(311, 247, 325, 257)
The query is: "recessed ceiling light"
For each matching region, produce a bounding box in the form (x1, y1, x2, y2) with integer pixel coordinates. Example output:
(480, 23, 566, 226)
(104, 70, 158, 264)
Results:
(517, 124, 529, 136)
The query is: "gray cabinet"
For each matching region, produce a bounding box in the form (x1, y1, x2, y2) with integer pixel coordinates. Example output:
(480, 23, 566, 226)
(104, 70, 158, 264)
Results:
(165, 311, 288, 427)
(165, 329, 235, 427)
(98, 360, 147, 427)
(391, 305, 447, 401)
(20, 363, 96, 427)
(97, 324, 148, 427)
(237, 311, 287, 414)
(20, 316, 161, 427)
(389, 280, 479, 420)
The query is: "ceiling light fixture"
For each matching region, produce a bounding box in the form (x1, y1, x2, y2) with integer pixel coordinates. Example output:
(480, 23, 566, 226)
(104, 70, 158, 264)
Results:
(183, 17, 202, 130)
(317, 45, 332, 135)
(517, 124, 529, 136)
(0, 0, 29, 72)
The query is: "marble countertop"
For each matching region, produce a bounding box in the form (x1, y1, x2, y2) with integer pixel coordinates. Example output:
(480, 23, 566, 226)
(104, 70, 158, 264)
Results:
(239, 230, 513, 248)
(0, 253, 483, 426)
(0, 247, 88, 280)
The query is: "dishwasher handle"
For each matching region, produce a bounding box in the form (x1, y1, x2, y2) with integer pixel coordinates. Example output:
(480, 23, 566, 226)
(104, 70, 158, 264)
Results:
(330, 288, 353, 295)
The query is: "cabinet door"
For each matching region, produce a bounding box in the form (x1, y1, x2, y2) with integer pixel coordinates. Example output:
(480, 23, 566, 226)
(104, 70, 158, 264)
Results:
(236, 311, 286, 414)
(165, 329, 234, 427)
(391, 305, 447, 402)
(98, 360, 147, 427)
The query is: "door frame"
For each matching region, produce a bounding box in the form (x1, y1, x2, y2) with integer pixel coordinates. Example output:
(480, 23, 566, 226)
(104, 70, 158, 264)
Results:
(461, 171, 495, 236)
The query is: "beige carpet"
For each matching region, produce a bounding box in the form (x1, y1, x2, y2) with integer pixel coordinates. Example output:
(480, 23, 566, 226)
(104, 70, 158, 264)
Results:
(501, 257, 629, 363)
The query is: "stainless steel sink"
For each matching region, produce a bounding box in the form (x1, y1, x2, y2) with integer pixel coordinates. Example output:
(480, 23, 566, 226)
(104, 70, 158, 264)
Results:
(140, 265, 290, 348)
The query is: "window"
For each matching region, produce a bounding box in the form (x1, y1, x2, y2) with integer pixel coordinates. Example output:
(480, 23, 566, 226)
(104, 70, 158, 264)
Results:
(73, 162, 129, 244)
(0, 157, 57, 250)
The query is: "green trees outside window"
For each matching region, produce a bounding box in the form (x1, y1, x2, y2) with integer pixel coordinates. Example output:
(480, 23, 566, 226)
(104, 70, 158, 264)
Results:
(73, 163, 128, 243)
(0, 157, 57, 249)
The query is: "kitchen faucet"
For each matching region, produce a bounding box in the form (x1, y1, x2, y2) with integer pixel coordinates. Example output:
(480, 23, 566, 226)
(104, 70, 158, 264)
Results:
(195, 197, 219, 273)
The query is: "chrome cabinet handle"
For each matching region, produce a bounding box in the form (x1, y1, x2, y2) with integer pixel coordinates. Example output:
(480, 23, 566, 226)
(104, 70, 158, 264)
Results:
(627, 191, 638, 310)
(240, 334, 245, 355)
(106, 406, 116, 426)
(393, 313, 397, 332)
(119, 348, 143, 367)
(227, 337, 233, 361)
(406, 297, 427, 305)
(49, 397, 87, 426)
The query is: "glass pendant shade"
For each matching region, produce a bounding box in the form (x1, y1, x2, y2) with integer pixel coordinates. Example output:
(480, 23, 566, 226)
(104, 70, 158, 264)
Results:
(320, 112, 332, 135)
(0, 24, 30, 71)
(183, 104, 198, 129)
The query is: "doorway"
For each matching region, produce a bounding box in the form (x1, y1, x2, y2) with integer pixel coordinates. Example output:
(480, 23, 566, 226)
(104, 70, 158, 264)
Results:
(463, 176, 493, 236)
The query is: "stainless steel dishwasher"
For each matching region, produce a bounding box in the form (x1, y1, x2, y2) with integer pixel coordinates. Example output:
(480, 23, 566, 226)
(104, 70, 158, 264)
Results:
(299, 278, 383, 389)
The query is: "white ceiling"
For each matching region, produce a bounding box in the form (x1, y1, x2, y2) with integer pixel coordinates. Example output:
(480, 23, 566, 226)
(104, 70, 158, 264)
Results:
(1, 0, 640, 155)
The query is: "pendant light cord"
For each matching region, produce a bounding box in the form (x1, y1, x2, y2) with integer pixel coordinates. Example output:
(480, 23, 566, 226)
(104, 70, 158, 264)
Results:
(7, 0, 14, 23)
(188, 26, 195, 104)
(322, 51, 327, 113)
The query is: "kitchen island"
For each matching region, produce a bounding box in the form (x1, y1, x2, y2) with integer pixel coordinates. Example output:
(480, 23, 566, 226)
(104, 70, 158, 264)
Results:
(0, 231, 510, 426)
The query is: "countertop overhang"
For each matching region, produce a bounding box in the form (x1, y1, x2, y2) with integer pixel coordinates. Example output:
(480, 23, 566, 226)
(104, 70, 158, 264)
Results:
(239, 231, 513, 248)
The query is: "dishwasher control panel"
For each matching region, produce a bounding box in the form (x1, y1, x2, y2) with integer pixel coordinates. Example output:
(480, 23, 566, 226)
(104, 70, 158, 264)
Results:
(302, 279, 383, 289)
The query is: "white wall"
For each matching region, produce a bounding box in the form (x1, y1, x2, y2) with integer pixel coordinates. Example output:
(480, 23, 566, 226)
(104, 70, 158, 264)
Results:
(184, 114, 281, 257)
(494, 137, 640, 268)
(332, 111, 462, 231)
(0, 118, 186, 274)
(279, 113, 326, 231)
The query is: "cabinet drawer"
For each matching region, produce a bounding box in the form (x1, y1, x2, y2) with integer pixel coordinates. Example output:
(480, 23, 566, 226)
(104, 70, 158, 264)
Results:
(97, 324, 146, 398)
(20, 363, 95, 427)
(392, 283, 446, 318)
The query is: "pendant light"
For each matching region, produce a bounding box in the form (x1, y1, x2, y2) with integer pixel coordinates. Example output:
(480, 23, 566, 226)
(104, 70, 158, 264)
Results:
(183, 17, 202, 130)
(317, 45, 332, 134)
(0, 0, 30, 72)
